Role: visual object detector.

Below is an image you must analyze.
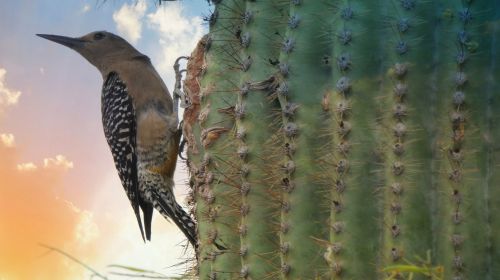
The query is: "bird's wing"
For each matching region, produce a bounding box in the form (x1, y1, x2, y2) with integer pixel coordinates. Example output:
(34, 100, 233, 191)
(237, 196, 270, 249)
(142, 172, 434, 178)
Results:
(101, 71, 148, 241)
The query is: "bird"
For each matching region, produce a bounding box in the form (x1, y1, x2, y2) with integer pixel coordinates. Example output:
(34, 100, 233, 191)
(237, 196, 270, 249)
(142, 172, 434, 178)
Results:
(37, 31, 197, 249)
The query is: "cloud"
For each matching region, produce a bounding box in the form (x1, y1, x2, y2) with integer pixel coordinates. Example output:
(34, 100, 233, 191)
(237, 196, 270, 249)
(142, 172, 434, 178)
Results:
(14, 154, 73, 172)
(43, 155, 74, 170)
(0, 68, 21, 112)
(0, 133, 15, 147)
(146, 3, 205, 85)
(62, 200, 100, 245)
(16, 162, 37, 171)
(75, 210, 99, 244)
(82, 4, 91, 13)
(113, 0, 147, 44)
(74, 211, 100, 245)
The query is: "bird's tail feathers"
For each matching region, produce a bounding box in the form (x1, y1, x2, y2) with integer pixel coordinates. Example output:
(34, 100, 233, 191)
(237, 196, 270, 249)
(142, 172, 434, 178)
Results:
(151, 189, 198, 249)
(132, 206, 146, 242)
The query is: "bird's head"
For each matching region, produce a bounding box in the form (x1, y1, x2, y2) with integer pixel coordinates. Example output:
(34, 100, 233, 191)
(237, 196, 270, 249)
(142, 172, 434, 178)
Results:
(37, 31, 144, 75)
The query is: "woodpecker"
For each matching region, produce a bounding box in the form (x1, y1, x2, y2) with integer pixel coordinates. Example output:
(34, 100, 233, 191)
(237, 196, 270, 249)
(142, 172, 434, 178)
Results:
(37, 31, 197, 248)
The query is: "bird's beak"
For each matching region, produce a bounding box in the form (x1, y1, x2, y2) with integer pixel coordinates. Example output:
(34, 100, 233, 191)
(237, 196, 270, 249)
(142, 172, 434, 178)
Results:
(36, 34, 85, 49)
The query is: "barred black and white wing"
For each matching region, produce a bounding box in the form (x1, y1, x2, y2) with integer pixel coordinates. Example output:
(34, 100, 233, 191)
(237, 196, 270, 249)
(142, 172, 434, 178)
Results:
(101, 72, 153, 241)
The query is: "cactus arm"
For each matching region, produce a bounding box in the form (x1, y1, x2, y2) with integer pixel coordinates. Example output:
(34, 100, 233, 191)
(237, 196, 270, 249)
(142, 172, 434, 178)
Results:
(377, 2, 440, 278)
(328, 1, 386, 278)
(194, 1, 245, 278)
(432, 1, 497, 278)
(276, 1, 334, 278)
(235, 1, 288, 279)
(457, 1, 499, 278)
(489, 2, 500, 276)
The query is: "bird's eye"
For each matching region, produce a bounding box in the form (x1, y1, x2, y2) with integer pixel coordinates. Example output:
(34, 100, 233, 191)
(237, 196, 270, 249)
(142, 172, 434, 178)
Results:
(94, 32, 105, 40)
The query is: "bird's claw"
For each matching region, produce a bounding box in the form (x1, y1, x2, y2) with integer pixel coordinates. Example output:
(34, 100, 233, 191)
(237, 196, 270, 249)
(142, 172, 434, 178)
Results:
(173, 56, 191, 112)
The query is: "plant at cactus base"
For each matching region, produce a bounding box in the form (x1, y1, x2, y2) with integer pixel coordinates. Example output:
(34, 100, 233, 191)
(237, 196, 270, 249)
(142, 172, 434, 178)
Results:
(381, 250, 444, 280)
(182, 0, 500, 279)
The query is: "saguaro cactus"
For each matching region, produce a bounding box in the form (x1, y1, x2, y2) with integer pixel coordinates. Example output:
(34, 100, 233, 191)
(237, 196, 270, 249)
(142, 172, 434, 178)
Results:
(183, 0, 500, 279)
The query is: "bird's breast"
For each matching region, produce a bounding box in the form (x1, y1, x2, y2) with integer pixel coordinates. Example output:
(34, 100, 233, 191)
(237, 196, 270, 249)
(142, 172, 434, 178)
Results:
(136, 108, 178, 177)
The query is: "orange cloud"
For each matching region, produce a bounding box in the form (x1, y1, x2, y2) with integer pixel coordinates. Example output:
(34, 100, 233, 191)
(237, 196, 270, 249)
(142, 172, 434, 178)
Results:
(43, 155, 74, 170)
(0, 145, 84, 279)
(0, 133, 15, 147)
(16, 162, 37, 171)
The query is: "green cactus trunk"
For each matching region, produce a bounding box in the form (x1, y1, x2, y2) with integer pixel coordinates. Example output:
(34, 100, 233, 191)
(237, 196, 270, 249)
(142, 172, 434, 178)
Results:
(183, 0, 500, 279)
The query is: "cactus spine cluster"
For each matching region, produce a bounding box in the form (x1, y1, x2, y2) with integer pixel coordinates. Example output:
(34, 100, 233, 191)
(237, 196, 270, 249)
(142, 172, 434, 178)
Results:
(183, 0, 500, 279)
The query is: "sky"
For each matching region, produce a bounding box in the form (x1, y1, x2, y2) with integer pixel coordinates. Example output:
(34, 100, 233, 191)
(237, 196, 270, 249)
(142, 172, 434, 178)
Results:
(0, 0, 210, 279)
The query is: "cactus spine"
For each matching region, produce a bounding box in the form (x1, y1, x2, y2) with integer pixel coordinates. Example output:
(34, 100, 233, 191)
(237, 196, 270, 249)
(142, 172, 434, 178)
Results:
(183, 0, 500, 279)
